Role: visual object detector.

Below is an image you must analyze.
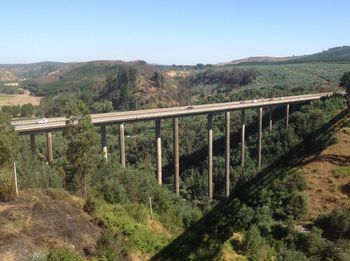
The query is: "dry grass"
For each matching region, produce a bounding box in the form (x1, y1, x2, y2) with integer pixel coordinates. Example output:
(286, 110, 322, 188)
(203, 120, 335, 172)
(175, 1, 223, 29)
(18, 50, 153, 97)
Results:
(0, 189, 101, 260)
(0, 92, 41, 107)
(302, 124, 350, 220)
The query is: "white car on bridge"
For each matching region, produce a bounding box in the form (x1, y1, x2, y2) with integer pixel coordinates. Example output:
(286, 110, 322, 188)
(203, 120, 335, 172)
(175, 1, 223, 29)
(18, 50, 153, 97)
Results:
(36, 118, 48, 124)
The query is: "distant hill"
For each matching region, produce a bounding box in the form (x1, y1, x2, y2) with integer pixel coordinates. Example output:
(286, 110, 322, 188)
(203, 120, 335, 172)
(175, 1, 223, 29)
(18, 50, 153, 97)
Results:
(220, 46, 350, 65)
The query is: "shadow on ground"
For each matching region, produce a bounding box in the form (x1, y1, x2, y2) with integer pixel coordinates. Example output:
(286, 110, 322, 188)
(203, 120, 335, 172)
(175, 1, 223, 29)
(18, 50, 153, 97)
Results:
(151, 108, 350, 260)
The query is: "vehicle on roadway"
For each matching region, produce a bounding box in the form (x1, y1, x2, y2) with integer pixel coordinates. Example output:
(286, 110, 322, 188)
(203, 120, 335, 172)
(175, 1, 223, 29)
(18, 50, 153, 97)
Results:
(11, 121, 21, 126)
(36, 118, 48, 124)
(252, 99, 258, 103)
(186, 106, 194, 110)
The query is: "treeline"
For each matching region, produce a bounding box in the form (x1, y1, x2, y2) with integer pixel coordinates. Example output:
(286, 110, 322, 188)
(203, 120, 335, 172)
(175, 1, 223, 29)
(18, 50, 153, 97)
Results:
(186, 68, 256, 89)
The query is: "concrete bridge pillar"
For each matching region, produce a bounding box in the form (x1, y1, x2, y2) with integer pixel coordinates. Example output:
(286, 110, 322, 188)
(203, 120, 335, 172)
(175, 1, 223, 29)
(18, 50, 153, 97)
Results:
(46, 131, 53, 163)
(30, 134, 36, 155)
(101, 126, 108, 161)
(119, 123, 126, 167)
(269, 107, 273, 131)
(173, 117, 180, 196)
(155, 119, 162, 185)
(241, 110, 245, 167)
(225, 111, 230, 197)
(286, 104, 290, 129)
(208, 114, 213, 200)
(258, 107, 263, 167)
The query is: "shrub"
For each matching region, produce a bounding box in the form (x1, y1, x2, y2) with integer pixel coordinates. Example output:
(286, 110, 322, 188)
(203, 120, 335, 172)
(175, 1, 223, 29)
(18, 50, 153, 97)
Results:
(0, 169, 16, 202)
(316, 208, 350, 239)
(47, 247, 82, 261)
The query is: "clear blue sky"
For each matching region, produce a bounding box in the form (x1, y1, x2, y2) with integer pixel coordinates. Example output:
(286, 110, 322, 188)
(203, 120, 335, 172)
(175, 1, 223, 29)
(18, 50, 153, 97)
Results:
(1, 0, 349, 64)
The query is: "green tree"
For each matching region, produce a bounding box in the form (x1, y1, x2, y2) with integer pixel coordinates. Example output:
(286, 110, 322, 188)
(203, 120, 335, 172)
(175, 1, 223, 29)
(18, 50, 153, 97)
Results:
(340, 71, 350, 105)
(0, 112, 18, 167)
(63, 100, 99, 196)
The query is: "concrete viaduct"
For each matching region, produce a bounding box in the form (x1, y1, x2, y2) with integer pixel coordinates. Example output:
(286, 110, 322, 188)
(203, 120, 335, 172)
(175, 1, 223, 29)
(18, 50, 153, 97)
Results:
(15, 92, 334, 199)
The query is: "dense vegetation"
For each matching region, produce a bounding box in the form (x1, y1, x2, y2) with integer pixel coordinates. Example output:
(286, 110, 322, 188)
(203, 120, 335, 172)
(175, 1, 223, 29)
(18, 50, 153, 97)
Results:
(2, 64, 350, 259)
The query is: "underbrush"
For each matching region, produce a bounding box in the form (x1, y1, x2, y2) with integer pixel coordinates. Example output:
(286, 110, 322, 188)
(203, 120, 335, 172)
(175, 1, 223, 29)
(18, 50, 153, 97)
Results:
(0, 169, 16, 201)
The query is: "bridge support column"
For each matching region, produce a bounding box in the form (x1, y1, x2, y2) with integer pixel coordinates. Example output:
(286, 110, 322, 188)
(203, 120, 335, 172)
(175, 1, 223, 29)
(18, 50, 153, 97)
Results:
(30, 134, 36, 155)
(241, 110, 245, 167)
(101, 126, 108, 161)
(258, 107, 263, 167)
(208, 114, 213, 200)
(46, 131, 53, 163)
(269, 107, 273, 131)
(286, 104, 290, 129)
(155, 119, 162, 185)
(119, 123, 126, 167)
(173, 118, 180, 196)
(225, 111, 230, 197)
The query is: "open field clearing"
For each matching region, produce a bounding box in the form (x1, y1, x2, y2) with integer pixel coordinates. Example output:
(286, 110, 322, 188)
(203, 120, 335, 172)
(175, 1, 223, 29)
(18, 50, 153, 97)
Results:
(0, 92, 41, 107)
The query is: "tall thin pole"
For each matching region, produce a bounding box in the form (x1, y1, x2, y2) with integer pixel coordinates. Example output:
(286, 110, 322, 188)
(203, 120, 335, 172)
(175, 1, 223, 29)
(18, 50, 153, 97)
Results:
(119, 123, 126, 167)
(13, 162, 18, 196)
(225, 111, 230, 197)
(30, 134, 36, 155)
(258, 107, 263, 167)
(241, 110, 245, 167)
(46, 131, 53, 163)
(208, 114, 213, 200)
(269, 107, 273, 131)
(101, 126, 108, 161)
(173, 118, 180, 196)
(155, 119, 162, 185)
(286, 104, 290, 129)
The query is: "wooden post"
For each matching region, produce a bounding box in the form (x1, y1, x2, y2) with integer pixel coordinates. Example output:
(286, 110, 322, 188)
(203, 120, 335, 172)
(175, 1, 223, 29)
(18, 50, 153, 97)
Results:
(46, 131, 53, 163)
(101, 126, 108, 161)
(13, 162, 18, 196)
(225, 111, 230, 197)
(241, 110, 245, 167)
(155, 119, 162, 185)
(258, 107, 263, 167)
(269, 107, 273, 131)
(30, 134, 36, 155)
(173, 118, 180, 196)
(119, 123, 126, 167)
(286, 104, 290, 129)
(208, 114, 213, 200)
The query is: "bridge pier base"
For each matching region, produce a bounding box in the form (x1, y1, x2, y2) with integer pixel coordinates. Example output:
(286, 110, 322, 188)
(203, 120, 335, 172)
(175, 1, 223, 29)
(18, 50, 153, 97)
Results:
(241, 110, 245, 167)
(46, 131, 53, 163)
(101, 126, 108, 161)
(155, 119, 162, 185)
(225, 111, 230, 197)
(258, 107, 262, 167)
(208, 114, 213, 200)
(30, 134, 36, 155)
(119, 123, 126, 167)
(269, 107, 273, 131)
(286, 104, 290, 129)
(173, 118, 180, 196)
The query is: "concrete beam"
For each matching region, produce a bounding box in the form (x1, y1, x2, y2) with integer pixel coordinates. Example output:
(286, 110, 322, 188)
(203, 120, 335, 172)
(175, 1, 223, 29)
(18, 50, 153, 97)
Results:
(155, 119, 162, 185)
(173, 117, 180, 196)
(241, 110, 245, 167)
(119, 123, 126, 167)
(208, 114, 213, 200)
(258, 107, 263, 167)
(30, 134, 36, 155)
(269, 107, 273, 131)
(225, 111, 230, 197)
(46, 131, 53, 163)
(101, 126, 108, 161)
(286, 104, 290, 129)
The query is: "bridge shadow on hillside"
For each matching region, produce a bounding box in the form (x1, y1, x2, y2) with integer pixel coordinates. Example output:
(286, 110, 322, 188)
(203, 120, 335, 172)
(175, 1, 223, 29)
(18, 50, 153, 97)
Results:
(151, 108, 350, 260)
